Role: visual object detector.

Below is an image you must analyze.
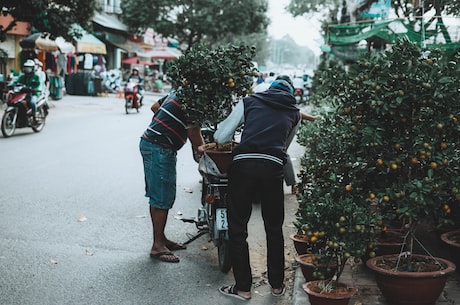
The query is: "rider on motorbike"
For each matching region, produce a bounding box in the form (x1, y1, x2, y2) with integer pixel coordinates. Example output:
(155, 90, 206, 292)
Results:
(126, 67, 144, 106)
(11, 59, 42, 120)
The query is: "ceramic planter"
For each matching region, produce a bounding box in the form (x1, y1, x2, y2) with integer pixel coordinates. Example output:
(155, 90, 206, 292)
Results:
(302, 280, 357, 305)
(295, 254, 338, 282)
(366, 254, 456, 305)
(290, 233, 309, 255)
(440, 230, 460, 271)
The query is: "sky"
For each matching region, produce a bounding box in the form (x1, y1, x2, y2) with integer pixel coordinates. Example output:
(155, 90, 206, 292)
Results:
(267, 0, 324, 55)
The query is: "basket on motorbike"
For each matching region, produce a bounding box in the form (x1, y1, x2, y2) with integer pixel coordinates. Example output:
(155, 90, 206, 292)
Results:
(197, 142, 237, 177)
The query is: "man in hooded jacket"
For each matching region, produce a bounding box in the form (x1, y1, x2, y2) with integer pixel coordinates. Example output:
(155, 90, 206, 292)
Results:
(215, 77, 300, 300)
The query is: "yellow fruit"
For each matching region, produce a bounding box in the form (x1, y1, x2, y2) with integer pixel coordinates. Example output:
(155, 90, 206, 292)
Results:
(345, 185, 353, 191)
(383, 195, 390, 202)
(339, 216, 347, 222)
(440, 142, 448, 149)
(430, 162, 438, 169)
(377, 159, 384, 166)
(369, 193, 376, 199)
(310, 236, 318, 243)
(390, 163, 398, 170)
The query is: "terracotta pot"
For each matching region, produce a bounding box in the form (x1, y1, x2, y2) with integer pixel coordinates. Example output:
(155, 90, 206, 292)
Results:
(302, 280, 357, 305)
(440, 230, 460, 271)
(362, 230, 407, 263)
(295, 254, 337, 282)
(366, 254, 456, 305)
(374, 229, 406, 255)
(290, 233, 309, 255)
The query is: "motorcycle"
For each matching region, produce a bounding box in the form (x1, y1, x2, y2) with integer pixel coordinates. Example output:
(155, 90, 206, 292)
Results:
(124, 78, 141, 114)
(1, 84, 49, 138)
(181, 130, 233, 273)
(293, 87, 304, 104)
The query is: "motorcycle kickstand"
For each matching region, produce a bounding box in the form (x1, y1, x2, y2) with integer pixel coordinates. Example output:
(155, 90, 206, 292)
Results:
(178, 217, 209, 245)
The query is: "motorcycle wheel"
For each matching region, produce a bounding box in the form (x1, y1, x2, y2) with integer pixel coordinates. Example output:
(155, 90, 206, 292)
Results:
(218, 232, 232, 273)
(1, 110, 17, 137)
(32, 107, 46, 133)
(125, 99, 130, 114)
(294, 94, 303, 104)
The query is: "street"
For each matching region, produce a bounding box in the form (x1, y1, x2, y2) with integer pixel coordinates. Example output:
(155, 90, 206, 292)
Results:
(0, 92, 301, 305)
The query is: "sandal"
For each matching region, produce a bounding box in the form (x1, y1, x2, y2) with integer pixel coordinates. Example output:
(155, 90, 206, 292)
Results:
(219, 285, 251, 301)
(150, 251, 180, 263)
(166, 241, 187, 251)
(271, 284, 286, 296)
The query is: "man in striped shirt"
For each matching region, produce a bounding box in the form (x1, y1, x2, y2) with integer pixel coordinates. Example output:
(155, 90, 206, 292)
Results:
(140, 90, 204, 263)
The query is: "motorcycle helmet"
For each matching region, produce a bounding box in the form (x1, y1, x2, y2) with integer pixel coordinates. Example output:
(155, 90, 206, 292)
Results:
(23, 59, 36, 75)
(132, 67, 139, 75)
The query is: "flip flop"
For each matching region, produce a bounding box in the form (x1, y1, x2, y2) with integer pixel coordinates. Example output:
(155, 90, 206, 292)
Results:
(150, 251, 180, 263)
(166, 241, 187, 251)
(271, 284, 286, 296)
(219, 285, 251, 301)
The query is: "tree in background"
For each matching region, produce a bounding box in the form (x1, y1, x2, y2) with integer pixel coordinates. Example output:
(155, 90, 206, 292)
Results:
(119, 0, 269, 52)
(0, 0, 97, 42)
(287, 0, 460, 19)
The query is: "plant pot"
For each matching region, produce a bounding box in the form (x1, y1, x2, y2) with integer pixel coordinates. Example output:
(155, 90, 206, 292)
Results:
(290, 233, 309, 255)
(302, 280, 357, 305)
(440, 230, 460, 272)
(374, 229, 406, 255)
(295, 254, 337, 282)
(198, 142, 237, 175)
(366, 254, 456, 305)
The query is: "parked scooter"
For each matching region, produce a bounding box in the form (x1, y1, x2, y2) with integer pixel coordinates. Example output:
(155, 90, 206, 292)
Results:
(124, 78, 141, 114)
(181, 131, 232, 273)
(1, 84, 48, 137)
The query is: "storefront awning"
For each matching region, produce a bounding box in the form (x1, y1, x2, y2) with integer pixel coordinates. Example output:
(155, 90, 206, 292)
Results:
(75, 33, 107, 54)
(137, 47, 182, 59)
(20, 32, 75, 53)
(104, 33, 152, 55)
(92, 12, 128, 32)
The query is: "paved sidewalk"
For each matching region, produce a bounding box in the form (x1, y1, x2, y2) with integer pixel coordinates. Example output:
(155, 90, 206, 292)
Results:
(291, 241, 460, 305)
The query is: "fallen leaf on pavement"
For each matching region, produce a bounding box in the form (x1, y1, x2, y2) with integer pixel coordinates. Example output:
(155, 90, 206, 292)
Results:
(184, 187, 193, 193)
(77, 214, 87, 222)
(49, 259, 58, 265)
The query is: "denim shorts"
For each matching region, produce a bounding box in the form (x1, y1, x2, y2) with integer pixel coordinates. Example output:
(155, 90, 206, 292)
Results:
(139, 137, 177, 209)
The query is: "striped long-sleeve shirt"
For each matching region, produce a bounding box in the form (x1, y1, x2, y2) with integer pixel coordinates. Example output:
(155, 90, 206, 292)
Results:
(141, 91, 188, 151)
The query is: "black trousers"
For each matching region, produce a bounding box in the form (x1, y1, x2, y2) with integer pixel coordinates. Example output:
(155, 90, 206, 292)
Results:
(227, 159, 285, 292)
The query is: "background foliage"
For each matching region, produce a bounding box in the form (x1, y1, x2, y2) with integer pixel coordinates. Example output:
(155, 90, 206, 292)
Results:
(120, 0, 269, 52)
(0, 0, 96, 42)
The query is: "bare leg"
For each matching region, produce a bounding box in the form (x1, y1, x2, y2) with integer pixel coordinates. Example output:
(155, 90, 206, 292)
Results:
(149, 206, 179, 262)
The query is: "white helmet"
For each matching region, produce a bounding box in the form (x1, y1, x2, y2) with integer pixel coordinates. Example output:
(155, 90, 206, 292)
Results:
(23, 59, 36, 74)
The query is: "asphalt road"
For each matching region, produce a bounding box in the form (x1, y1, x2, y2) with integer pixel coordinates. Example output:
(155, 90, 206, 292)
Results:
(0, 92, 303, 305)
